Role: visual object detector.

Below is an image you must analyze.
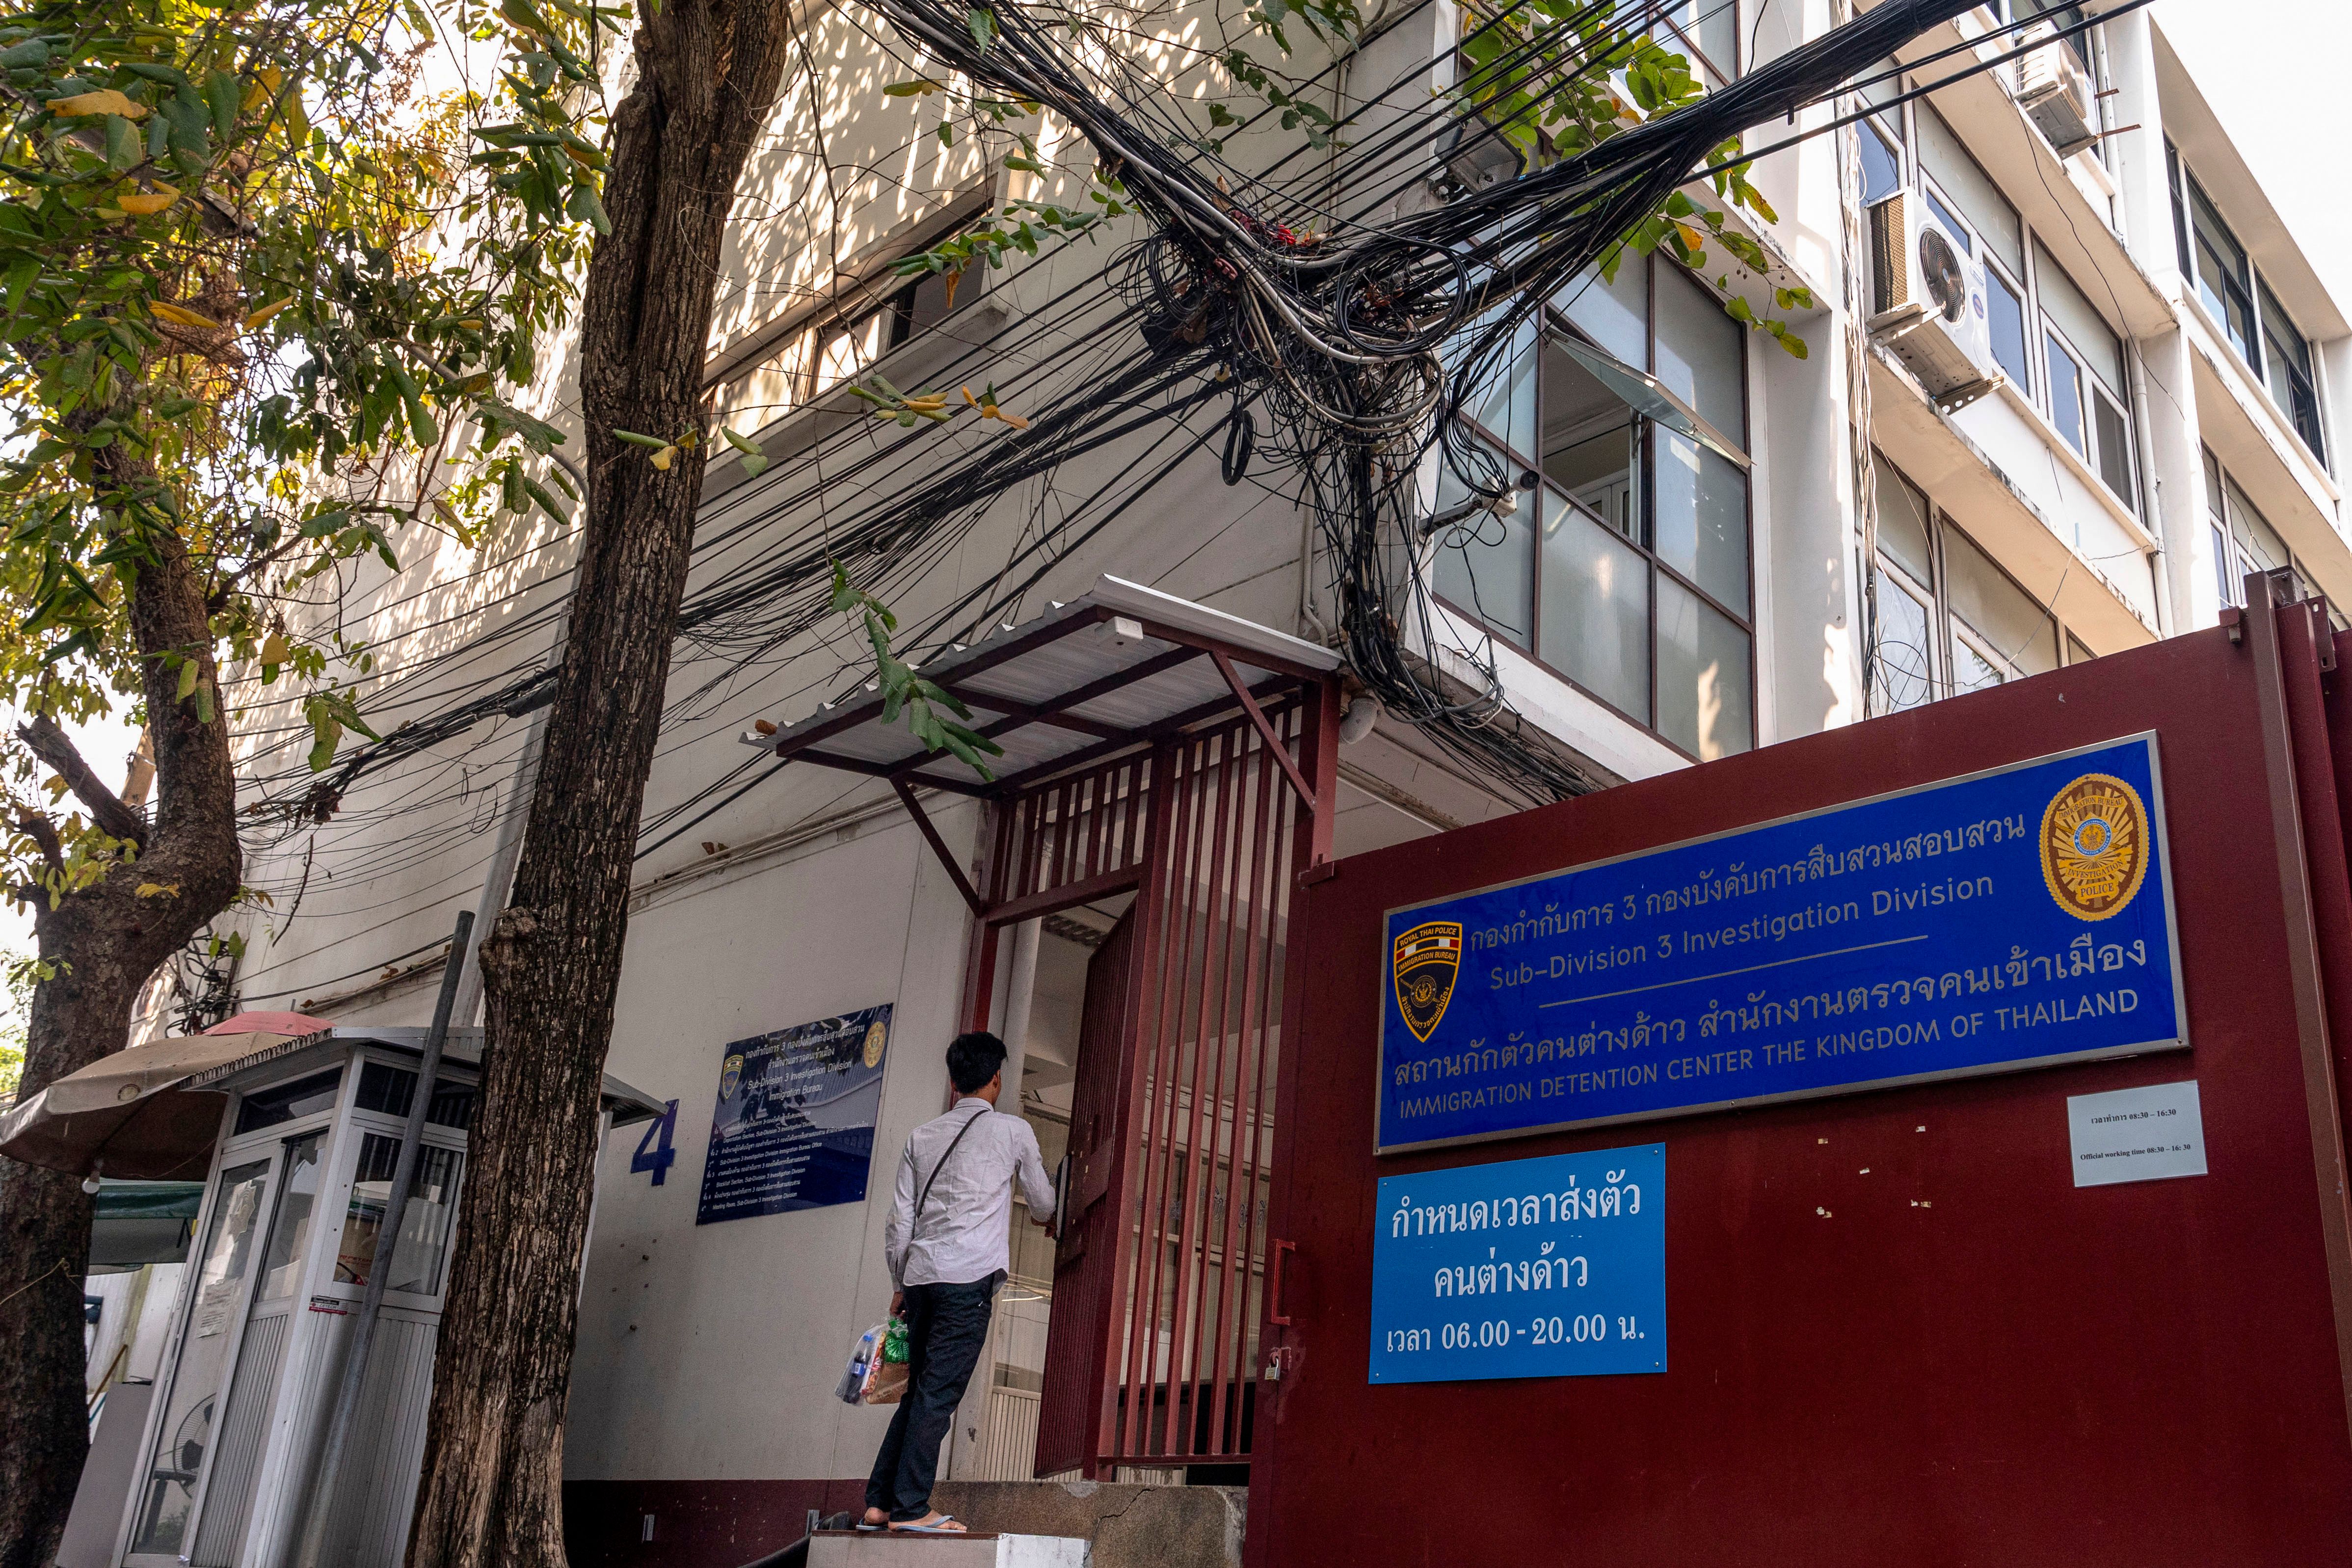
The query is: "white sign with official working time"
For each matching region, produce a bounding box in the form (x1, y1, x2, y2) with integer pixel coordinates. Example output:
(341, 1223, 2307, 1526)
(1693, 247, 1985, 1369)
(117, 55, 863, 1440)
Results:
(2067, 1080, 2206, 1188)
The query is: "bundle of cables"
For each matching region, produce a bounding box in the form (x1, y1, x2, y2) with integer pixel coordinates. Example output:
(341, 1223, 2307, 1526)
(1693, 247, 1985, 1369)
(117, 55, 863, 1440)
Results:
(863, 0, 1995, 800)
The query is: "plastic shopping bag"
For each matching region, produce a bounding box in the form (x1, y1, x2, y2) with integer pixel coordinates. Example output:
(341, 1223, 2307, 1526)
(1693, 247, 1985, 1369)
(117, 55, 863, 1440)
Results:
(864, 1315, 910, 1405)
(836, 1323, 886, 1406)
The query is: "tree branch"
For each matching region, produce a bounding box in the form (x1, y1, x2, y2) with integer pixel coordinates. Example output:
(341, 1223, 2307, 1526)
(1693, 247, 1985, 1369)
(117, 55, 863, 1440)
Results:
(17, 714, 146, 850)
(15, 814, 62, 879)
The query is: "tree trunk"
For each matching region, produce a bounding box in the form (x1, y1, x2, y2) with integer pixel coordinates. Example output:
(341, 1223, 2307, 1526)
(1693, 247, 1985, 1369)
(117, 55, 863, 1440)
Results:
(0, 513, 242, 1568)
(403, 3, 796, 1563)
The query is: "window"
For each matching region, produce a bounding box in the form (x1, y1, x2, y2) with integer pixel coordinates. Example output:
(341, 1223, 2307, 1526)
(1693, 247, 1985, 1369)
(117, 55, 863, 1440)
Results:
(335, 1133, 465, 1296)
(2259, 283, 2327, 463)
(233, 1069, 342, 1135)
(709, 221, 986, 438)
(2033, 245, 2135, 510)
(1658, 0, 1736, 85)
(356, 1059, 477, 1130)
(1865, 452, 2061, 715)
(1857, 61, 1905, 205)
(2168, 145, 2260, 368)
(1437, 254, 1754, 760)
(2204, 446, 2330, 614)
(1984, 268, 2031, 392)
(2170, 144, 2328, 466)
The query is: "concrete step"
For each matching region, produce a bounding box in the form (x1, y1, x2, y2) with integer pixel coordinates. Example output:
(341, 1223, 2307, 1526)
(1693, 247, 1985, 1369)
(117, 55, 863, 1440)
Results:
(927, 1483, 1244, 1568)
(807, 1532, 1086, 1568)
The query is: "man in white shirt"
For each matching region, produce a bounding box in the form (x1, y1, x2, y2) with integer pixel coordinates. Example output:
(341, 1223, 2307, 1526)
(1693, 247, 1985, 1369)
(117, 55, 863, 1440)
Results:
(861, 1031, 1056, 1534)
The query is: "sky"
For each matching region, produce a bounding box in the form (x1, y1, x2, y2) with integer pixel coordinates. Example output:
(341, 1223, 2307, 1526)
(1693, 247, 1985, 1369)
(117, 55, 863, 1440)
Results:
(0, 0, 2340, 962)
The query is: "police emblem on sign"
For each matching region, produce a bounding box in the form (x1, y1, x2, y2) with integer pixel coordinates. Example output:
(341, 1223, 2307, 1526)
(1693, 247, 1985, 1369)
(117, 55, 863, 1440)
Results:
(719, 1053, 745, 1101)
(1392, 920, 1464, 1043)
(2040, 772, 2150, 922)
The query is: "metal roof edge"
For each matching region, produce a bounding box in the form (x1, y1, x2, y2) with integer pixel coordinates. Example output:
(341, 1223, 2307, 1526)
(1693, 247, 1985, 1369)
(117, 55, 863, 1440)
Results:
(1085, 576, 1342, 672)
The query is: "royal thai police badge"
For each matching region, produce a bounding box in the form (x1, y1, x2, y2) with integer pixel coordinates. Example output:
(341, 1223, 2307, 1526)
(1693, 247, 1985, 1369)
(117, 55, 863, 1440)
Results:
(1392, 920, 1464, 1042)
(719, 1053, 744, 1101)
(862, 1018, 889, 1069)
(2040, 772, 2150, 922)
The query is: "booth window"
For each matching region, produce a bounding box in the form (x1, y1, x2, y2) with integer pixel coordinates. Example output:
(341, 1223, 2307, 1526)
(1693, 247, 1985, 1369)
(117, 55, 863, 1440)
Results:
(1436, 253, 1754, 761)
(1866, 452, 2064, 715)
(130, 1158, 271, 1555)
(357, 1059, 477, 1130)
(335, 1135, 464, 1297)
(232, 1068, 341, 1134)
(257, 1134, 324, 1301)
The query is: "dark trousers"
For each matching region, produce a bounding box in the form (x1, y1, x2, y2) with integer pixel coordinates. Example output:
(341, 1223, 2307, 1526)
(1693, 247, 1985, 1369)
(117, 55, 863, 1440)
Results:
(865, 1272, 1002, 1521)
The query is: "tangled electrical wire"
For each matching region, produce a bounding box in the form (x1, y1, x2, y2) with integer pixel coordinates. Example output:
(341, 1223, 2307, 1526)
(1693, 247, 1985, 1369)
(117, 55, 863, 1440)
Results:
(288, 0, 2071, 839)
(867, 0, 1993, 800)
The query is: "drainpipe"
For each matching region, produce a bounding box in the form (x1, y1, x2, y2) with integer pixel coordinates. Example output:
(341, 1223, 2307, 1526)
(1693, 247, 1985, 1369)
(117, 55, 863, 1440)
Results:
(294, 909, 473, 1567)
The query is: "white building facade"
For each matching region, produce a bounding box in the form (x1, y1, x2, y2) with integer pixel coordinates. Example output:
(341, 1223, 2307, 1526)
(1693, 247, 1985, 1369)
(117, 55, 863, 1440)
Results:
(90, 3, 2350, 1565)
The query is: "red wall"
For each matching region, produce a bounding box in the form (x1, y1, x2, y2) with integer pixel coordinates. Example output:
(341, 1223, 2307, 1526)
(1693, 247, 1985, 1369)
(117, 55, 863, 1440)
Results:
(1252, 619, 2352, 1566)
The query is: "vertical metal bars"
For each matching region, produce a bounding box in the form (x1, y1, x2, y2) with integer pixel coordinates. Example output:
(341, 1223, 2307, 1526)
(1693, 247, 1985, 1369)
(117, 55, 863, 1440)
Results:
(1106, 699, 1302, 1467)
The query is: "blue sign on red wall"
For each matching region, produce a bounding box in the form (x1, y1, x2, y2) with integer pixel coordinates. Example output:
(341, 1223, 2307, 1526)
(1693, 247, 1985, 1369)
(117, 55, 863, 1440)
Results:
(1371, 1143, 1665, 1384)
(1379, 736, 2185, 1153)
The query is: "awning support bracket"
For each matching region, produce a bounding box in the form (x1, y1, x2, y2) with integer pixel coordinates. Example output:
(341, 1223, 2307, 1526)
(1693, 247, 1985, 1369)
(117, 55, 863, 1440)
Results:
(1210, 650, 1318, 812)
(893, 778, 986, 915)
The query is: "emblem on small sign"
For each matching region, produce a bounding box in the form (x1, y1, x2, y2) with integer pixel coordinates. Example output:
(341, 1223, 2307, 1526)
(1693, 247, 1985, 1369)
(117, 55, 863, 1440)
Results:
(862, 1018, 889, 1069)
(719, 1053, 744, 1101)
(1392, 920, 1463, 1042)
(2040, 772, 2150, 922)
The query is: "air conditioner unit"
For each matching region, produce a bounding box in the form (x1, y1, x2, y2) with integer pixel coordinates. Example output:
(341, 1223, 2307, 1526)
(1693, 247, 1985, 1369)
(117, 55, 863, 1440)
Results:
(2013, 24, 2098, 158)
(1866, 190, 1997, 407)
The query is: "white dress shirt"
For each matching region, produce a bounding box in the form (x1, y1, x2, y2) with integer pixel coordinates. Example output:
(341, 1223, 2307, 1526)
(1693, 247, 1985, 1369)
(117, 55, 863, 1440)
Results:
(885, 1097, 1057, 1288)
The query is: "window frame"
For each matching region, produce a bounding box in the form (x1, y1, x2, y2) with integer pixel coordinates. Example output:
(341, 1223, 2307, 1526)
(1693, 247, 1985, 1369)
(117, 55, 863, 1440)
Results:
(707, 205, 994, 439)
(2027, 245, 2138, 513)
(1433, 254, 1759, 763)
(1865, 450, 2070, 715)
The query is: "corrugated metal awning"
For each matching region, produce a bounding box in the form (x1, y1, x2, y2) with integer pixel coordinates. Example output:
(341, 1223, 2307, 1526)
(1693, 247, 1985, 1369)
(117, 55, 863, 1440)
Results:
(742, 576, 1341, 797)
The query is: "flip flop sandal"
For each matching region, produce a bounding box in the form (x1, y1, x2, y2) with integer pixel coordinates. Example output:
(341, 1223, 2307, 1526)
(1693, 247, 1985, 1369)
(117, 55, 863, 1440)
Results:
(855, 1520, 887, 1533)
(889, 1516, 966, 1534)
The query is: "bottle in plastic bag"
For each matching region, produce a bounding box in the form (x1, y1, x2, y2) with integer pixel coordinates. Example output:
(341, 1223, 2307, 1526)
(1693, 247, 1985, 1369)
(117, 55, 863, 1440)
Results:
(882, 1315, 909, 1364)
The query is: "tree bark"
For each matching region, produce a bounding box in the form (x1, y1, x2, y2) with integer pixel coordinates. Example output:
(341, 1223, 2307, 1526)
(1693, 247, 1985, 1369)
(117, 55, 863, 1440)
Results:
(0, 495, 241, 1568)
(403, 2, 796, 1562)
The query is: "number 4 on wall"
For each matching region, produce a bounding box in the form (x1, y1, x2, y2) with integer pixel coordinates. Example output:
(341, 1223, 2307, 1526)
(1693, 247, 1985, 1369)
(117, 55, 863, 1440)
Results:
(631, 1099, 679, 1186)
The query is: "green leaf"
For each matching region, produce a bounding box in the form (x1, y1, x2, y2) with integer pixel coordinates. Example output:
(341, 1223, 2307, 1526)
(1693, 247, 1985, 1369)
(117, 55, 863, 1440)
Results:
(203, 71, 239, 145)
(566, 181, 610, 234)
(176, 657, 199, 702)
(967, 6, 996, 50)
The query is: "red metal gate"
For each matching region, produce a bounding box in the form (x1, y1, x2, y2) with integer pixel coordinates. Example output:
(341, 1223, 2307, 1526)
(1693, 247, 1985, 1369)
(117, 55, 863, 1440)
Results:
(1029, 690, 1337, 1475)
(1246, 579, 2352, 1567)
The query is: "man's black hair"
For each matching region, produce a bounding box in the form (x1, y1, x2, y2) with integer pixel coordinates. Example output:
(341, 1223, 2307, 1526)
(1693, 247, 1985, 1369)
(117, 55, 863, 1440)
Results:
(946, 1031, 1008, 1095)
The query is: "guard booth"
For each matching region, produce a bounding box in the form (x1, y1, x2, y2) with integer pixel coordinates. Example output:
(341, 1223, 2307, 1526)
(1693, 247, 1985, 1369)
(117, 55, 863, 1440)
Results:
(47, 1025, 661, 1568)
(1243, 575, 2352, 1564)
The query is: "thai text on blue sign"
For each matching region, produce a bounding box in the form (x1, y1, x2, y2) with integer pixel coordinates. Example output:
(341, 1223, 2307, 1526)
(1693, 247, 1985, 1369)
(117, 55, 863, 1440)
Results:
(698, 1004, 892, 1224)
(1371, 1143, 1665, 1383)
(1379, 736, 2185, 1153)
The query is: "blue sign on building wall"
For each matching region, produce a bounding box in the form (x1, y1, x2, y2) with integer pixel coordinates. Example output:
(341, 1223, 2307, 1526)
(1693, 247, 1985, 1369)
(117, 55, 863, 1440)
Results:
(1371, 1143, 1665, 1383)
(1379, 736, 2185, 1153)
(697, 1004, 892, 1224)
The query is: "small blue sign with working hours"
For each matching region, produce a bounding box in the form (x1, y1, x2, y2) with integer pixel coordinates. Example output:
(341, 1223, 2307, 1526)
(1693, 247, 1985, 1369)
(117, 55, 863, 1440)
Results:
(1370, 1143, 1665, 1384)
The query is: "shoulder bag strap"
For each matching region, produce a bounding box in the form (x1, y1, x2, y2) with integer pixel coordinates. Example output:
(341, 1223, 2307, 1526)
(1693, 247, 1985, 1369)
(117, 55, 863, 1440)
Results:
(915, 1108, 988, 1220)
